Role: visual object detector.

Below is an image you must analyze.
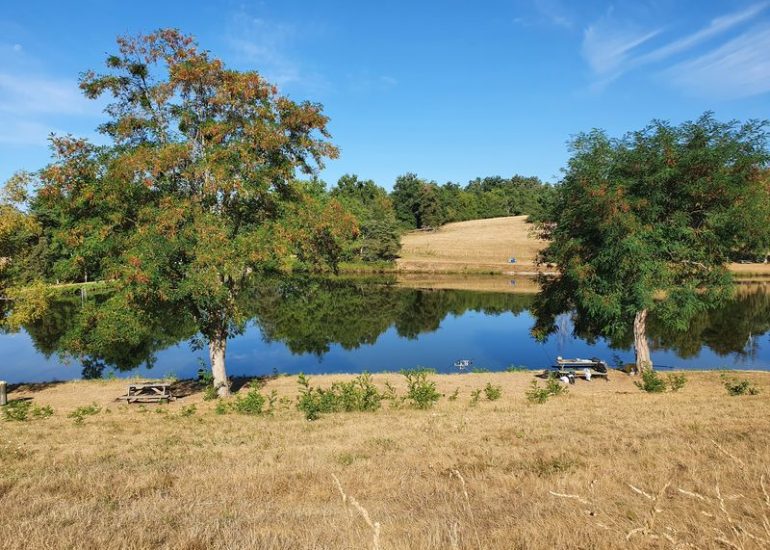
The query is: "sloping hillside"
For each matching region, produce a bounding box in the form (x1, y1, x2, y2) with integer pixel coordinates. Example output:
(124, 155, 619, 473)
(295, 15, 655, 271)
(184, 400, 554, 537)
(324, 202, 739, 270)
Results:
(397, 216, 547, 274)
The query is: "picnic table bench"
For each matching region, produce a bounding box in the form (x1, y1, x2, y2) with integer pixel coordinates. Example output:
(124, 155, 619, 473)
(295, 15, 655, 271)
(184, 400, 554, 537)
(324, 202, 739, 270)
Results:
(119, 383, 175, 403)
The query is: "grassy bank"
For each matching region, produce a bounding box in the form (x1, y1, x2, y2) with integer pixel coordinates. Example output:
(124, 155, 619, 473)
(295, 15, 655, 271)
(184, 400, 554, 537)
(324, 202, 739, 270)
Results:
(396, 215, 770, 278)
(2, 371, 769, 549)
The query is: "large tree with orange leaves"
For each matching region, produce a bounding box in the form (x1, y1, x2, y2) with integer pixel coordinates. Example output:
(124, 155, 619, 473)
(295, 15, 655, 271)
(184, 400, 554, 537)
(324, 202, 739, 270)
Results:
(11, 30, 353, 395)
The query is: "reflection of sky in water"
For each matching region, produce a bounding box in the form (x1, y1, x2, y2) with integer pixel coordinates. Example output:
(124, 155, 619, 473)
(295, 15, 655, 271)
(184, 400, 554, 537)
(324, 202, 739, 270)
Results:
(2, 306, 769, 384)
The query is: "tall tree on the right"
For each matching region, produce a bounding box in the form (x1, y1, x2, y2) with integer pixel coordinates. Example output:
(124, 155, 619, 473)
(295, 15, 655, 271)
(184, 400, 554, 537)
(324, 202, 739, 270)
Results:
(532, 114, 770, 373)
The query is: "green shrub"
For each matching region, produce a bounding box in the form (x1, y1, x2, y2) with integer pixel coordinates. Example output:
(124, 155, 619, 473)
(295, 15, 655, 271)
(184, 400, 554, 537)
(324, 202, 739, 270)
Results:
(545, 376, 568, 397)
(634, 370, 667, 393)
(179, 404, 197, 417)
(470, 367, 490, 373)
(484, 383, 502, 401)
(68, 403, 101, 424)
(448, 388, 460, 401)
(526, 377, 568, 404)
(525, 380, 550, 404)
(198, 368, 218, 401)
(505, 365, 528, 372)
(721, 374, 760, 396)
(667, 373, 687, 392)
(2, 401, 55, 422)
(231, 383, 267, 415)
(402, 369, 441, 409)
(296, 373, 384, 420)
(214, 400, 229, 415)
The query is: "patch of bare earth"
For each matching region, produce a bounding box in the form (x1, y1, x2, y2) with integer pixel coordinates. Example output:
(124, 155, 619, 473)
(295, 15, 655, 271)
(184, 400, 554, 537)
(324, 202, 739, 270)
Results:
(2, 371, 770, 549)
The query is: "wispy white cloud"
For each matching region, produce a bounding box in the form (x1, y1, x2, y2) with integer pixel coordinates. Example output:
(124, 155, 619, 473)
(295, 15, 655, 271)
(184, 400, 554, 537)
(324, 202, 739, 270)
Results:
(533, 0, 573, 29)
(582, 23, 661, 75)
(226, 12, 328, 93)
(663, 24, 770, 99)
(636, 2, 769, 65)
(0, 73, 94, 115)
(581, 1, 770, 98)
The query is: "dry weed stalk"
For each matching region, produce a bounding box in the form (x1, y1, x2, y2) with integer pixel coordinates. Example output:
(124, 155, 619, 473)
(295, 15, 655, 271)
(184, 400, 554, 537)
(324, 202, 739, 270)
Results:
(451, 469, 482, 550)
(331, 474, 381, 550)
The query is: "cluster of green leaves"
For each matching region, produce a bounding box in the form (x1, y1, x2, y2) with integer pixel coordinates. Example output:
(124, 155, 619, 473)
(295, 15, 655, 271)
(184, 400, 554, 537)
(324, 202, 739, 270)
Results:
(1, 400, 54, 422)
(526, 376, 568, 404)
(296, 373, 382, 420)
(401, 369, 442, 409)
(68, 403, 101, 424)
(634, 371, 688, 393)
(721, 374, 760, 396)
(533, 114, 770, 371)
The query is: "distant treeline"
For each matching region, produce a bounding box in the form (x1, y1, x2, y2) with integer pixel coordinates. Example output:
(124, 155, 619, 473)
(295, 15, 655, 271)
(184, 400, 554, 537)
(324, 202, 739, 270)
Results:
(307, 173, 557, 263)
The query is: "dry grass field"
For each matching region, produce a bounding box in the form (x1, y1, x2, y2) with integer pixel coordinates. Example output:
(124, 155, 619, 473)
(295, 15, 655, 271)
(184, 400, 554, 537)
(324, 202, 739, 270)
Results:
(397, 216, 770, 279)
(3, 371, 770, 549)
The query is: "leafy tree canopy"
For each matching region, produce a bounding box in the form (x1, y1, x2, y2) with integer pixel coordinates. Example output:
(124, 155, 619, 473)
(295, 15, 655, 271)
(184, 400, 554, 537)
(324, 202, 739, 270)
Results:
(533, 113, 770, 372)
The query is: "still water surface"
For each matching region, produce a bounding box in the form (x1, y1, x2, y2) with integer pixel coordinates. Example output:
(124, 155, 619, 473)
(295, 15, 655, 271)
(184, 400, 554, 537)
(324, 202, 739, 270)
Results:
(1, 278, 769, 384)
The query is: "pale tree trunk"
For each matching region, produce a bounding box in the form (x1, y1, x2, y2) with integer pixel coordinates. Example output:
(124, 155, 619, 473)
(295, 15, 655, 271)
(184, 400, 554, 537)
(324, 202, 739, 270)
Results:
(633, 309, 653, 373)
(209, 334, 230, 397)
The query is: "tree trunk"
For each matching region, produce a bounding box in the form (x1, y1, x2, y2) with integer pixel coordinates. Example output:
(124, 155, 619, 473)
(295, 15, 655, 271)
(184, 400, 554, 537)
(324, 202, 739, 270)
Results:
(209, 334, 230, 397)
(633, 309, 653, 373)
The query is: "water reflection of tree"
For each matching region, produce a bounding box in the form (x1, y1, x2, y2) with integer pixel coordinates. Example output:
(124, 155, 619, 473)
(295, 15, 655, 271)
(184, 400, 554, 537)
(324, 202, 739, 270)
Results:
(9, 278, 769, 378)
(648, 287, 770, 359)
(247, 277, 534, 354)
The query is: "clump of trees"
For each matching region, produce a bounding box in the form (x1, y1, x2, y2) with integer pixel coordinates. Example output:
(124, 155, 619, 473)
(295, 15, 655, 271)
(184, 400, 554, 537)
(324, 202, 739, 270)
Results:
(391, 173, 557, 230)
(533, 114, 770, 373)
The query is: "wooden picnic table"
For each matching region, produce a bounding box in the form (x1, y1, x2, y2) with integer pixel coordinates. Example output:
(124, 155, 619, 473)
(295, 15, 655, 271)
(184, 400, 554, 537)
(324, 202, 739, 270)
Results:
(120, 383, 175, 403)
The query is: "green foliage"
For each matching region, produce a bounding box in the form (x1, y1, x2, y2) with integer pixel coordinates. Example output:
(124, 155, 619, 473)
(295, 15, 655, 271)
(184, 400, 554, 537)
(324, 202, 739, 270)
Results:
(667, 373, 687, 392)
(505, 365, 528, 372)
(721, 374, 760, 396)
(533, 114, 770, 370)
(2, 401, 54, 422)
(178, 404, 197, 417)
(231, 383, 267, 415)
(448, 388, 460, 401)
(402, 369, 441, 409)
(68, 403, 101, 424)
(296, 373, 383, 420)
(526, 377, 568, 404)
(484, 383, 502, 401)
(635, 370, 668, 393)
(525, 380, 551, 404)
(470, 367, 490, 373)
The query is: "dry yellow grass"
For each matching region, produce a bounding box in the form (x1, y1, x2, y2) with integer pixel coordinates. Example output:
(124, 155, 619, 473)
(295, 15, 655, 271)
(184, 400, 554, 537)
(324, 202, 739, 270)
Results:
(397, 216, 770, 278)
(3, 371, 770, 549)
(397, 216, 547, 274)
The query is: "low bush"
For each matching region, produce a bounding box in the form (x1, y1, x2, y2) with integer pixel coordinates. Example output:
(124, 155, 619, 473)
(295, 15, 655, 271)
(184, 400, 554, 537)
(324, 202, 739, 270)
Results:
(469, 388, 481, 406)
(721, 374, 760, 396)
(667, 373, 687, 392)
(634, 370, 667, 393)
(68, 403, 101, 424)
(297, 373, 384, 420)
(526, 377, 568, 404)
(447, 388, 460, 401)
(2, 401, 55, 422)
(484, 383, 502, 401)
(402, 369, 441, 409)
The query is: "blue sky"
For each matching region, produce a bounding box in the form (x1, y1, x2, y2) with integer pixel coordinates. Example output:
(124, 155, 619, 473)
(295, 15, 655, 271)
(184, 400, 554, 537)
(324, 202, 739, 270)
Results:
(2, 1, 770, 190)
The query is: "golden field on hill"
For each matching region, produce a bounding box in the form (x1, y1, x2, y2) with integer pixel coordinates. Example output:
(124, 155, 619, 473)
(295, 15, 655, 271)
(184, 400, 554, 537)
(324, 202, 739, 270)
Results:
(3, 371, 770, 549)
(396, 215, 770, 278)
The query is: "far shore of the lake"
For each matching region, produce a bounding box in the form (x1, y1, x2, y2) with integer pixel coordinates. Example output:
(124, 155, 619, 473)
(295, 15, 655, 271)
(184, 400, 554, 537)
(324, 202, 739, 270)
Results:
(3, 370, 769, 549)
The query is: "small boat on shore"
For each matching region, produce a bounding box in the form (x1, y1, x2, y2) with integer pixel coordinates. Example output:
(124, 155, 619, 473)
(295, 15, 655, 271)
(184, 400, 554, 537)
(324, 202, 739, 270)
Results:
(454, 359, 472, 371)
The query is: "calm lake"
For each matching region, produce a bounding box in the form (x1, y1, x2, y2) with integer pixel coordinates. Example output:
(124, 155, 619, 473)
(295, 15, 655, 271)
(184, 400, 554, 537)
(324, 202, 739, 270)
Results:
(1, 277, 769, 384)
